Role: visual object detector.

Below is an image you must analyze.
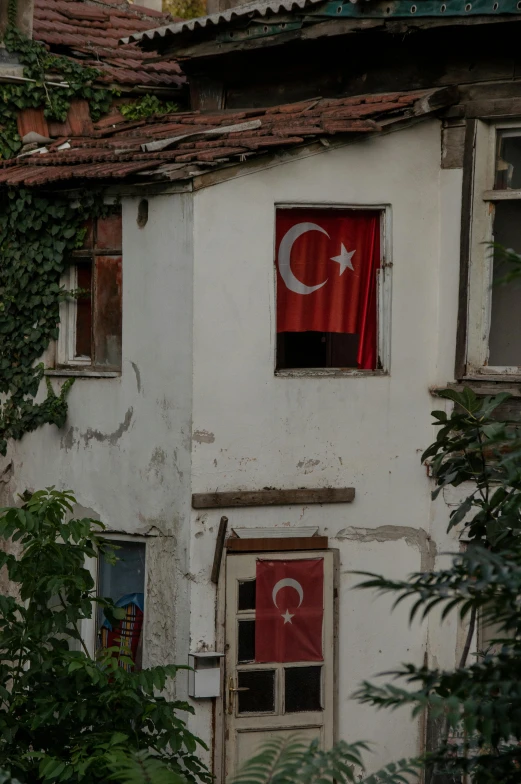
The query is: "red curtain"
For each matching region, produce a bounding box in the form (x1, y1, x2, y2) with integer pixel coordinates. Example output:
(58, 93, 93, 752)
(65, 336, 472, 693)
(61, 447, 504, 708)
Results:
(276, 208, 381, 369)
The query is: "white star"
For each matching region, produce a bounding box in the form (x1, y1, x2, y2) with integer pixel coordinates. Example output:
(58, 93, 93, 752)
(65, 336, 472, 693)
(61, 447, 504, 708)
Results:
(330, 244, 355, 275)
(281, 609, 294, 624)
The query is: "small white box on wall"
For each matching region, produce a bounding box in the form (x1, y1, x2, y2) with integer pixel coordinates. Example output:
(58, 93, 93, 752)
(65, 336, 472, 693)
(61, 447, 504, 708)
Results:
(188, 652, 224, 699)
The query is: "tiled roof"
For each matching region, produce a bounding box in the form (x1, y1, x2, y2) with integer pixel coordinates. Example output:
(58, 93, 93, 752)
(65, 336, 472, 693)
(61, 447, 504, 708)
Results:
(33, 0, 185, 90)
(0, 87, 457, 187)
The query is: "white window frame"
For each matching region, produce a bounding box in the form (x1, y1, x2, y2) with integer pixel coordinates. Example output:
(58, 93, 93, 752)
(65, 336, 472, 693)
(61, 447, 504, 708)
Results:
(466, 119, 521, 379)
(273, 202, 392, 377)
(81, 534, 148, 659)
(57, 263, 92, 368)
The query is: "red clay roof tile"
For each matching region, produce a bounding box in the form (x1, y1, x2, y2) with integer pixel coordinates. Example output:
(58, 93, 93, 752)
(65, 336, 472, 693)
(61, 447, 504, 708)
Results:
(33, 0, 185, 91)
(1, 88, 457, 187)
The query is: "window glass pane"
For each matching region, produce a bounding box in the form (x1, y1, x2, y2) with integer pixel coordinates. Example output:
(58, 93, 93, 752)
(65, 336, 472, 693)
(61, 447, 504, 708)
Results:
(98, 541, 145, 670)
(284, 666, 322, 713)
(238, 580, 256, 611)
(237, 670, 275, 713)
(495, 131, 521, 190)
(94, 255, 122, 368)
(275, 208, 381, 371)
(238, 620, 255, 663)
(75, 263, 92, 359)
(489, 201, 521, 366)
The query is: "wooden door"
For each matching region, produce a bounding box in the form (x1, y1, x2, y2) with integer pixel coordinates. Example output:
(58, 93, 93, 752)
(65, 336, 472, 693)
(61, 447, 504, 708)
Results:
(224, 550, 335, 780)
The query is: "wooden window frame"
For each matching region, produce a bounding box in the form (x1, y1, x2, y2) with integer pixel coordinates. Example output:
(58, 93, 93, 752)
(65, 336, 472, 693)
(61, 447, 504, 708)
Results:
(457, 118, 521, 382)
(273, 202, 392, 378)
(57, 211, 122, 373)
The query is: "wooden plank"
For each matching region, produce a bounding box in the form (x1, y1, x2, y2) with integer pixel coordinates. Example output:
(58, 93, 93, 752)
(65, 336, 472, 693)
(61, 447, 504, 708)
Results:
(192, 487, 355, 509)
(454, 119, 477, 381)
(483, 189, 521, 200)
(211, 515, 228, 584)
(226, 536, 328, 552)
(465, 98, 521, 118)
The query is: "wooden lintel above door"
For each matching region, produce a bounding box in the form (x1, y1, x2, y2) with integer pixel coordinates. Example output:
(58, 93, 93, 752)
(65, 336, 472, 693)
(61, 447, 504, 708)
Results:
(226, 536, 328, 552)
(192, 487, 355, 509)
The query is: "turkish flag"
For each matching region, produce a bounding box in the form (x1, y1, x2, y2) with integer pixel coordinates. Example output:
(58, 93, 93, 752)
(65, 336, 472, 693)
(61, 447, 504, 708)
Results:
(276, 208, 381, 369)
(255, 559, 324, 663)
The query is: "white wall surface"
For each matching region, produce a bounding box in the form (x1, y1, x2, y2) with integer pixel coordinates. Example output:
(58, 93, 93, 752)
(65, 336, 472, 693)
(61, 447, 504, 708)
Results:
(3, 119, 467, 777)
(189, 121, 463, 769)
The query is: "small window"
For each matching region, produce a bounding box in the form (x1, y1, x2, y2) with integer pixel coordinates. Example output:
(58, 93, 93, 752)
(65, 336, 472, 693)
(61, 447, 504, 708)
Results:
(98, 540, 146, 670)
(275, 207, 385, 372)
(58, 210, 122, 370)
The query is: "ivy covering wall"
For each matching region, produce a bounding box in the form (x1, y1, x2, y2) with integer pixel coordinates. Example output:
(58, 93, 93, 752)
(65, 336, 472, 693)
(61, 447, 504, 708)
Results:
(0, 5, 115, 455)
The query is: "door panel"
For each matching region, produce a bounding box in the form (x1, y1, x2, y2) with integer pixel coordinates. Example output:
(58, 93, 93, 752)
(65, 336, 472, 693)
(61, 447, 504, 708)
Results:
(224, 550, 334, 780)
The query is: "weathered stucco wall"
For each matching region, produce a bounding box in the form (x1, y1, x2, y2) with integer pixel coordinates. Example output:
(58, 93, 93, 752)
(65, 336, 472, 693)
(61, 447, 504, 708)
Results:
(6, 192, 195, 673)
(189, 121, 463, 768)
(5, 119, 466, 776)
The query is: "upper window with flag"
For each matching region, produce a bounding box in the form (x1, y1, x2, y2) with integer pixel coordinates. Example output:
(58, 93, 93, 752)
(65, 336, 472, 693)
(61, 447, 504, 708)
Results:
(275, 206, 389, 374)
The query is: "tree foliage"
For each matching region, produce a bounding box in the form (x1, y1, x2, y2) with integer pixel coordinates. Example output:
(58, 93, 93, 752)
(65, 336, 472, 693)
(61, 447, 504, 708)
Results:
(235, 386, 521, 784)
(0, 488, 209, 784)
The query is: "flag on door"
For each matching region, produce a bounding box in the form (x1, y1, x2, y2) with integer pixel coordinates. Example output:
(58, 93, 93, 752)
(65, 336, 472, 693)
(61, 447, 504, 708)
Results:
(276, 208, 381, 369)
(255, 558, 324, 663)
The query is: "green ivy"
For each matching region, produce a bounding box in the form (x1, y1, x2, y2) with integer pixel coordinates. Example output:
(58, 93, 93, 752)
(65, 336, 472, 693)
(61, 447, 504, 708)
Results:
(120, 95, 179, 121)
(0, 11, 119, 455)
(0, 190, 113, 456)
(0, 24, 112, 159)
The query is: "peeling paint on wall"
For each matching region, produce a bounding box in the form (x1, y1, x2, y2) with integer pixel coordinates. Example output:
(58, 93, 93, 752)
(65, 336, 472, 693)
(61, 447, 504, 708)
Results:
(193, 429, 215, 444)
(335, 525, 437, 572)
(61, 408, 134, 450)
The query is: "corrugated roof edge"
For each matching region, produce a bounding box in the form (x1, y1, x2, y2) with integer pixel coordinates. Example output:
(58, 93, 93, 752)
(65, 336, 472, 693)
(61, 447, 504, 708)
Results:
(120, 0, 326, 43)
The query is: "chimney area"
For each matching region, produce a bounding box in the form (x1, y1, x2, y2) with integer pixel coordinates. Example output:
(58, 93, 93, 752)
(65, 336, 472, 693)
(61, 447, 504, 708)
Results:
(0, 0, 34, 77)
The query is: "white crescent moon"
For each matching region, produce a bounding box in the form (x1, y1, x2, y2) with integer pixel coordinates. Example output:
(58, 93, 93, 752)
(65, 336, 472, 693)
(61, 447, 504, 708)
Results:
(278, 222, 329, 295)
(272, 578, 304, 609)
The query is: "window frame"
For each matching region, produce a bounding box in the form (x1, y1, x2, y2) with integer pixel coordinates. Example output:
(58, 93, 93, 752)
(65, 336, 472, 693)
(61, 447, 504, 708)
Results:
(464, 119, 521, 381)
(56, 209, 122, 374)
(58, 263, 92, 369)
(273, 202, 392, 377)
(81, 533, 148, 660)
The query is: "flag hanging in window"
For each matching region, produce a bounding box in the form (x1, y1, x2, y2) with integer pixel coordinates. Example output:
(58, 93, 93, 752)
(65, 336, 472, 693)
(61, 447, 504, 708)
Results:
(255, 559, 324, 663)
(276, 208, 381, 370)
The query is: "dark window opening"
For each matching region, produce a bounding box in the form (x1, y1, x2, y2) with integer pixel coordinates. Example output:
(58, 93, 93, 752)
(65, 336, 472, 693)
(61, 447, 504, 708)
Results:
(277, 332, 362, 370)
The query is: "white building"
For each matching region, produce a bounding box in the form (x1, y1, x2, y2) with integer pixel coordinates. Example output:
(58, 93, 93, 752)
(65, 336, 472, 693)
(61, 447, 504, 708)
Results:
(3, 0, 521, 779)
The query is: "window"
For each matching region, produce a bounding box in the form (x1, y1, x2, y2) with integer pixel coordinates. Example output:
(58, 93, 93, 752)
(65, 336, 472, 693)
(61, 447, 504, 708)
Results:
(97, 540, 146, 670)
(465, 123, 521, 378)
(275, 206, 390, 374)
(58, 210, 122, 371)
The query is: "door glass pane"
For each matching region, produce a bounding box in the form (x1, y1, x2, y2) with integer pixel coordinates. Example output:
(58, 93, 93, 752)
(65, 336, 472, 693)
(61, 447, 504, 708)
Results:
(237, 670, 275, 713)
(238, 580, 256, 611)
(284, 666, 322, 713)
(238, 620, 255, 663)
(495, 131, 521, 190)
(489, 201, 521, 366)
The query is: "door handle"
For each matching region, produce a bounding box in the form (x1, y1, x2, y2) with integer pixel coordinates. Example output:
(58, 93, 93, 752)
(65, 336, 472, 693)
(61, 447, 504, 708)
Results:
(227, 676, 249, 714)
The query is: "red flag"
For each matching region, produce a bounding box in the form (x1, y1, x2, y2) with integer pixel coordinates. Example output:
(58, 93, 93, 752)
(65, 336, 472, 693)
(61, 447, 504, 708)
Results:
(276, 208, 381, 369)
(255, 559, 324, 663)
